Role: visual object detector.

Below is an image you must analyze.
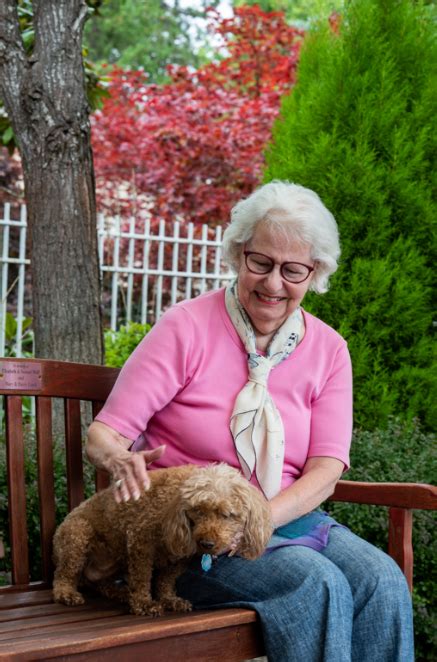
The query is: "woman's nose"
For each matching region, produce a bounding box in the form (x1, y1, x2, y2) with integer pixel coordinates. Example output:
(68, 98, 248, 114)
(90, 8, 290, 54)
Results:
(262, 266, 284, 292)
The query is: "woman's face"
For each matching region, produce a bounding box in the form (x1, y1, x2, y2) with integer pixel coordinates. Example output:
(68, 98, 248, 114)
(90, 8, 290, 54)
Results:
(237, 220, 315, 340)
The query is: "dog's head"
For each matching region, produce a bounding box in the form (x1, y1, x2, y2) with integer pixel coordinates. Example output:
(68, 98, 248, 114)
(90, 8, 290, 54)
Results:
(161, 464, 273, 560)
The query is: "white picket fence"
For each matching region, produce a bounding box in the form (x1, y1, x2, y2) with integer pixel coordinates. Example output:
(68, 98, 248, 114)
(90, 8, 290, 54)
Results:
(0, 203, 233, 358)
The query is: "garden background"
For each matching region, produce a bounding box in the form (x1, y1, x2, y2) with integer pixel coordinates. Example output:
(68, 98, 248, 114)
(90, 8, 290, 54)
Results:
(0, 0, 435, 658)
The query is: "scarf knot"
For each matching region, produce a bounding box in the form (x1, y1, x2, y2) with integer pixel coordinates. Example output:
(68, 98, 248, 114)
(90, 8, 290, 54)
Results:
(247, 354, 273, 385)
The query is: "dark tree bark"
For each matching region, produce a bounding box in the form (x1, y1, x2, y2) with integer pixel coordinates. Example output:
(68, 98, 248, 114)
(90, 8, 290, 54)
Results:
(0, 0, 104, 363)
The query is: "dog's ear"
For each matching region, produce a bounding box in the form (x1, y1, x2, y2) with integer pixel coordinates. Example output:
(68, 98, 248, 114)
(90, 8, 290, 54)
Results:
(237, 489, 273, 560)
(160, 497, 196, 558)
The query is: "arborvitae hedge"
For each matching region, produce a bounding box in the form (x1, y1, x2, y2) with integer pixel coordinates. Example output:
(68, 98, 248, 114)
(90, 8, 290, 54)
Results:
(264, 0, 436, 430)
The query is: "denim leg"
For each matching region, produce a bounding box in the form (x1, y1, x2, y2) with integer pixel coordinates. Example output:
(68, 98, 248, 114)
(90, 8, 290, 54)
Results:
(321, 527, 414, 662)
(177, 527, 414, 662)
(177, 545, 354, 662)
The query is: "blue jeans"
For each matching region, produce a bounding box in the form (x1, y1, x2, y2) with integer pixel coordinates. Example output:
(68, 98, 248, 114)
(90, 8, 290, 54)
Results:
(177, 527, 414, 662)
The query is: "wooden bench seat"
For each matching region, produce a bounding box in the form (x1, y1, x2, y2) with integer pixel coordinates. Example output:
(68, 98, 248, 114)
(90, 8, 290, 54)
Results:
(0, 590, 263, 661)
(1, 357, 436, 661)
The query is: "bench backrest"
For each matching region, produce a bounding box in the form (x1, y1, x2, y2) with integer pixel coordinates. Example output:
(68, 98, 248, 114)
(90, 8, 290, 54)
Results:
(0, 357, 120, 590)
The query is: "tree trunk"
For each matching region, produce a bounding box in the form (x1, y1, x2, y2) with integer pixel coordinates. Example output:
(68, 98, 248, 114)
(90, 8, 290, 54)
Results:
(0, 0, 104, 363)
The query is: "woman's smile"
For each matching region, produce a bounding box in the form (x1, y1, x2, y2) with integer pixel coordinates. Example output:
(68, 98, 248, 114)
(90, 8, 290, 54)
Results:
(255, 292, 287, 304)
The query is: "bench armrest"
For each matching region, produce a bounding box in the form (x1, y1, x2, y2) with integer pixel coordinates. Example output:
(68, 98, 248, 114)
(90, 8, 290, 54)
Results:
(330, 480, 437, 510)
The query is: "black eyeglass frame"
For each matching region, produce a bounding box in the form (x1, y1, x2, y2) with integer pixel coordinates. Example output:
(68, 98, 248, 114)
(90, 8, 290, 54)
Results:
(243, 251, 315, 284)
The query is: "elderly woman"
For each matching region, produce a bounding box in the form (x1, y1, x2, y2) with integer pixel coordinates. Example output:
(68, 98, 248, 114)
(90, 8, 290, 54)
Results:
(86, 182, 413, 662)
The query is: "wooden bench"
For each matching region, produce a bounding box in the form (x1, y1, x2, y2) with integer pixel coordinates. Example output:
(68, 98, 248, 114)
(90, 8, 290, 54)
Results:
(0, 357, 436, 661)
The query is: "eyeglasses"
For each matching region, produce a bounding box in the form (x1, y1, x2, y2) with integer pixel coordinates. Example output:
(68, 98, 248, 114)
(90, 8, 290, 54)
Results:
(244, 251, 315, 284)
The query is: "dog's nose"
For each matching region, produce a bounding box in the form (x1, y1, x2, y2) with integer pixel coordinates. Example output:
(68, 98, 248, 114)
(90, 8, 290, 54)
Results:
(199, 540, 215, 551)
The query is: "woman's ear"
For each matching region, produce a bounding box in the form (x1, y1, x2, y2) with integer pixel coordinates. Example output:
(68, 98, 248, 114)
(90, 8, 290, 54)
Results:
(160, 497, 196, 558)
(237, 490, 273, 560)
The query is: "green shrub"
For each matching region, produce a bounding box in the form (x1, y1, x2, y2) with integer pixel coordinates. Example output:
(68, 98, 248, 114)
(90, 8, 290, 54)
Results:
(325, 418, 436, 660)
(264, 0, 436, 430)
(104, 322, 151, 368)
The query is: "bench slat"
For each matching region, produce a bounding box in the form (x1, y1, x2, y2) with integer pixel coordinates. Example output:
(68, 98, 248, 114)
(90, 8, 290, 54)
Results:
(64, 398, 84, 510)
(5, 396, 29, 586)
(35, 396, 56, 584)
(0, 606, 126, 635)
(0, 590, 53, 609)
(0, 600, 113, 622)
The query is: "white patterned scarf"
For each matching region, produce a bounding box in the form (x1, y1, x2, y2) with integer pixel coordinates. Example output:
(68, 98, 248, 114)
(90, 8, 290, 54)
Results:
(225, 279, 303, 499)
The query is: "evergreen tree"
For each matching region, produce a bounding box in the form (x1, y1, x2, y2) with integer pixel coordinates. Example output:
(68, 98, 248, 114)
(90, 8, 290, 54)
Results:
(265, 0, 436, 430)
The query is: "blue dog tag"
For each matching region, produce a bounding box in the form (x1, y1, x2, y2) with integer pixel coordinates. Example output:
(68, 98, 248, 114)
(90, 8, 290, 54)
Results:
(201, 554, 213, 572)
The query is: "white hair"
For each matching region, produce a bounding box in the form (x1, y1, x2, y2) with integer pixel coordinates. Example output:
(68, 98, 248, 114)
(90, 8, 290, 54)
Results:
(222, 181, 340, 293)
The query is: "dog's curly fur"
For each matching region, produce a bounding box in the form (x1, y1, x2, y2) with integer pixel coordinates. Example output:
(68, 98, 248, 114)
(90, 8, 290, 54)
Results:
(53, 463, 273, 616)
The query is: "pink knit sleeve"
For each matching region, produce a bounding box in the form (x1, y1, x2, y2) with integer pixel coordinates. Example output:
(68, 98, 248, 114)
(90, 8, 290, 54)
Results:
(95, 305, 193, 440)
(308, 341, 353, 469)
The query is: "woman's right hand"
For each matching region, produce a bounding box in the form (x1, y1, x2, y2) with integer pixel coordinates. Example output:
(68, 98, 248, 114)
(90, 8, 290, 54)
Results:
(108, 445, 166, 503)
(86, 421, 166, 503)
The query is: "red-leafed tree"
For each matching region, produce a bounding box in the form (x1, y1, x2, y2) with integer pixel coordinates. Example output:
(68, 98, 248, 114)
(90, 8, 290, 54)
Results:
(91, 6, 304, 225)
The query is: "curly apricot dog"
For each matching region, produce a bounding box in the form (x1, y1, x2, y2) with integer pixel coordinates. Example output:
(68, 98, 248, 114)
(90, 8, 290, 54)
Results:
(53, 463, 273, 616)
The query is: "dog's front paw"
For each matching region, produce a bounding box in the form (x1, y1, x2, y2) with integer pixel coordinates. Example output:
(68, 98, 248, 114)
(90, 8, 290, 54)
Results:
(160, 596, 192, 613)
(129, 597, 164, 617)
(53, 583, 85, 606)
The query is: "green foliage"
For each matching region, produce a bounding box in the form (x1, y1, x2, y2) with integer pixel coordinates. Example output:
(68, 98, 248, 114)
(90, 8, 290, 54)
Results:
(265, 0, 436, 430)
(1, 313, 34, 420)
(0, 0, 111, 152)
(83, 0, 214, 82)
(2, 312, 33, 358)
(104, 322, 151, 367)
(0, 431, 95, 584)
(325, 418, 437, 660)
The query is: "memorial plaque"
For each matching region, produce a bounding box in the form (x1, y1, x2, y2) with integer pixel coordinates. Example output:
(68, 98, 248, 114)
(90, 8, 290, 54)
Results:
(0, 361, 42, 390)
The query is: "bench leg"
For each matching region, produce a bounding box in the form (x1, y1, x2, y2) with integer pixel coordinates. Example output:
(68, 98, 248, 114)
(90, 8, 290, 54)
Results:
(388, 508, 413, 592)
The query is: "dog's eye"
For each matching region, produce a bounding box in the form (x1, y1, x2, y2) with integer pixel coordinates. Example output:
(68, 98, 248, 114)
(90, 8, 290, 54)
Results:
(187, 508, 203, 525)
(222, 512, 237, 519)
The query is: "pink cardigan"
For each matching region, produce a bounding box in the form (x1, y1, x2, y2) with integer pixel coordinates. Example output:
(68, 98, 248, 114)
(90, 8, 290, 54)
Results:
(95, 288, 353, 492)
